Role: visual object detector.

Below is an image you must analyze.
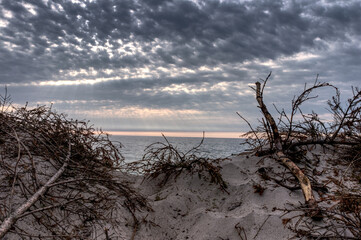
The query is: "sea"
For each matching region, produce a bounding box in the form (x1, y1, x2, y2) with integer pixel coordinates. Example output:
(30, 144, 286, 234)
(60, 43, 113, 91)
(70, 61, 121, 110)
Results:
(109, 135, 247, 163)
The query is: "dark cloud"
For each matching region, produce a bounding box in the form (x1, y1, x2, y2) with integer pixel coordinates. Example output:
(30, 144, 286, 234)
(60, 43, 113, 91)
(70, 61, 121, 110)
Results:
(1, 0, 361, 83)
(0, 0, 360, 132)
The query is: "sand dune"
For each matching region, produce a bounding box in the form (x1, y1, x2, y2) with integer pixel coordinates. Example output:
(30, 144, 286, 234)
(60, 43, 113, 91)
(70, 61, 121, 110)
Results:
(130, 153, 302, 240)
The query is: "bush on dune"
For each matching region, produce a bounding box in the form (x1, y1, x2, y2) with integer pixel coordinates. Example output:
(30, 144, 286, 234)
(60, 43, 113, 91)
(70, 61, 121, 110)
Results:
(239, 73, 361, 239)
(128, 132, 229, 193)
(0, 92, 149, 239)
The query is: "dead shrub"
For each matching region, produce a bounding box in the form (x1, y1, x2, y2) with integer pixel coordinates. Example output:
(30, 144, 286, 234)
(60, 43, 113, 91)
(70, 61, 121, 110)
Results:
(0, 98, 149, 239)
(128, 133, 229, 192)
(238, 74, 361, 238)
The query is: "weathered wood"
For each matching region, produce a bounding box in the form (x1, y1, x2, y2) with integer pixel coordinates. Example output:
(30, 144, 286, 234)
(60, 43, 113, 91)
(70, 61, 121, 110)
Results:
(255, 81, 319, 214)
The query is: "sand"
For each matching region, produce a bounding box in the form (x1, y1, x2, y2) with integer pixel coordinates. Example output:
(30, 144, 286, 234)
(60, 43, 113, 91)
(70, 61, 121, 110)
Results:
(128, 153, 303, 240)
(3, 147, 358, 239)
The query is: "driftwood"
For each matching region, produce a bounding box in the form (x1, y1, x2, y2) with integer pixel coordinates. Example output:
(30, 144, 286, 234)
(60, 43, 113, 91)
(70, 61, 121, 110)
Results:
(254, 77, 319, 216)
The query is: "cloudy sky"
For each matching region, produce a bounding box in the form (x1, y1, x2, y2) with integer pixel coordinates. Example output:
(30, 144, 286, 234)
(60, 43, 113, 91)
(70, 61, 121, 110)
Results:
(0, 0, 360, 137)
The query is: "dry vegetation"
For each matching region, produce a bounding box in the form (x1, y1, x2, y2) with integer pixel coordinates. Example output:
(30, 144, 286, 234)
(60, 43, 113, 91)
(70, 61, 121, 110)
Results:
(128, 133, 229, 192)
(239, 73, 361, 239)
(0, 91, 149, 239)
(0, 72, 360, 239)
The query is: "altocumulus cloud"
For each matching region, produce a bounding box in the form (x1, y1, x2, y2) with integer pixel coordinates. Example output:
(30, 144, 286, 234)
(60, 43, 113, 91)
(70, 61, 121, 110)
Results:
(0, 0, 360, 133)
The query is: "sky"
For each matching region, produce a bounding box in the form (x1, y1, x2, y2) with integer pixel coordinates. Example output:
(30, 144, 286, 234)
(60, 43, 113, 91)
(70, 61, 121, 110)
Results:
(0, 0, 360, 137)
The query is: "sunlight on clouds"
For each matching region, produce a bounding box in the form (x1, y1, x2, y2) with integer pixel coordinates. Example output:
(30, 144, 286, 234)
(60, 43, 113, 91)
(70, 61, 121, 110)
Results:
(154, 81, 253, 96)
(0, 9, 12, 28)
(135, 67, 153, 78)
(23, 3, 37, 15)
(2, 41, 16, 50)
(318, 0, 358, 7)
(198, 66, 222, 72)
(36, 77, 118, 86)
(2, 9, 13, 19)
(50, 2, 65, 12)
(34, 99, 117, 105)
(238, 89, 253, 96)
(150, 65, 225, 78)
(242, 51, 320, 71)
(282, 69, 311, 73)
(252, 59, 281, 68)
(117, 38, 141, 56)
(68, 68, 98, 77)
(13, 63, 236, 87)
(28, 37, 229, 86)
(89, 40, 115, 58)
(0, 19, 8, 28)
(103, 69, 114, 75)
(161, 83, 208, 94)
(210, 82, 230, 92)
(69, 0, 87, 8)
(282, 52, 320, 61)
(75, 106, 204, 119)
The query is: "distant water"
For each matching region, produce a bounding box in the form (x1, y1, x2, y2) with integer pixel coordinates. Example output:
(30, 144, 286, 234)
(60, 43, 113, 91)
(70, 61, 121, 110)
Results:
(109, 135, 246, 163)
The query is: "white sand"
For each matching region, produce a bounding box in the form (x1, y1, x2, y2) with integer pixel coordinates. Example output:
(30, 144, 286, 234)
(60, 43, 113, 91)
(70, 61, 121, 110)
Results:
(5, 148, 356, 239)
(130, 153, 303, 240)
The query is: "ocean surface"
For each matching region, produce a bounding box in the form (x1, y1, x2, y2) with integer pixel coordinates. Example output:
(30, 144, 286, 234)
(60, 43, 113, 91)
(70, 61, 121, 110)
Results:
(109, 135, 247, 163)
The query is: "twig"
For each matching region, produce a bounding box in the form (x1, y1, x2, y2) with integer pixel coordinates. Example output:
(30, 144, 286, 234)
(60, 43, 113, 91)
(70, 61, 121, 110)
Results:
(237, 112, 262, 147)
(8, 128, 22, 214)
(253, 215, 270, 239)
(18, 197, 82, 218)
(235, 223, 247, 240)
(0, 142, 72, 238)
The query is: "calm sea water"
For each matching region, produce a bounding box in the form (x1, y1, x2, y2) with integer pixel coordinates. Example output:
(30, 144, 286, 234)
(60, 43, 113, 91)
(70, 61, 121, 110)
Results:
(109, 135, 247, 163)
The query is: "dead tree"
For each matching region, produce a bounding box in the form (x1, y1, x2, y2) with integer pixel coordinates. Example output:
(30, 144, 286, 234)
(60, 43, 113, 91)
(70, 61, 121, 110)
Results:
(254, 77, 319, 215)
(239, 72, 361, 236)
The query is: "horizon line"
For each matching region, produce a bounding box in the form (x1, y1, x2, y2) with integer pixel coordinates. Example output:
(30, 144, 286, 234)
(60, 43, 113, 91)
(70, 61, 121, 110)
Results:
(104, 131, 244, 139)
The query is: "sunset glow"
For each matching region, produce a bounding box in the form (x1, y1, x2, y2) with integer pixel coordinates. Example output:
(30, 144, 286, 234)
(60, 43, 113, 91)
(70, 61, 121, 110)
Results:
(1, 0, 360, 133)
(106, 131, 242, 139)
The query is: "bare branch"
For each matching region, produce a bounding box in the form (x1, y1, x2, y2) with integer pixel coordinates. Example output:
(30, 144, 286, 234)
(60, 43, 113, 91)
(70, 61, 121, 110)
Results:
(254, 76, 319, 216)
(0, 142, 71, 238)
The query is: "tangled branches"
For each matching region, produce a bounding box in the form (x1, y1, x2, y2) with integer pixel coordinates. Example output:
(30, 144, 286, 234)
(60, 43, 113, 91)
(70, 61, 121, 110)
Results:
(239, 73, 361, 238)
(0, 99, 148, 239)
(279, 145, 361, 239)
(128, 133, 229, 192)
(280, 186, 361, 239)
(241, 75, 361, 154)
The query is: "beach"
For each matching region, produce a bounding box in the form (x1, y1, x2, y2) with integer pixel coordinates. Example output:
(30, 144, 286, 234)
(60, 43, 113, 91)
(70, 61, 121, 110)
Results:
(113, 146, 359, 240)
(1, 104, 360, 239)
(128, 152, 299, 239)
